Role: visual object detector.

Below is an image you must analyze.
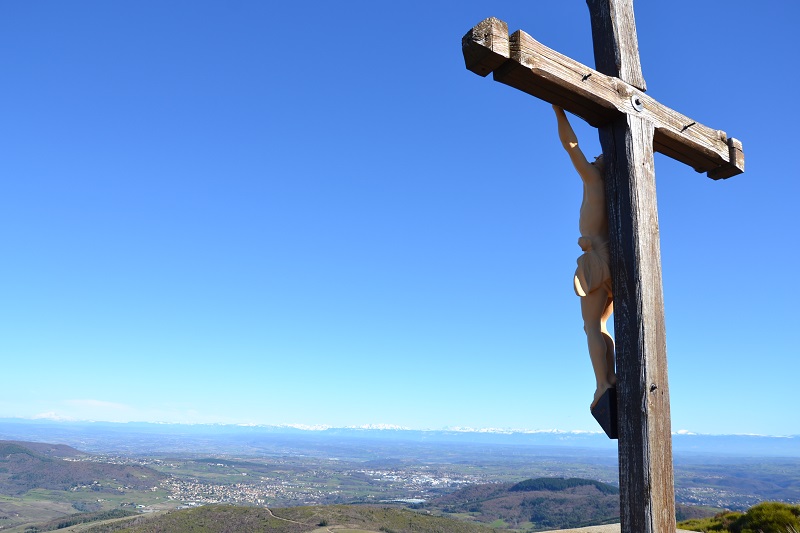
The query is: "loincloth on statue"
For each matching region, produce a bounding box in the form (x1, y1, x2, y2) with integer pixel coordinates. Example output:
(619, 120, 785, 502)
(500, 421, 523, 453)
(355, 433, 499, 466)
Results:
(574, 236, 612, 297)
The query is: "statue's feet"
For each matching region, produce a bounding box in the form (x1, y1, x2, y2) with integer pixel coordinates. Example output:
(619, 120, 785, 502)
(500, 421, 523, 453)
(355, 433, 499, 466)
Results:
(591, 383, 614, 410)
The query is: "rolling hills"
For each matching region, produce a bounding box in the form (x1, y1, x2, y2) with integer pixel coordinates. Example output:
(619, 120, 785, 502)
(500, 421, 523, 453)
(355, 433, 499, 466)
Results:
(427, 478, 620, 530)
(16, 504, 499, 533)
(0, 441, 164, 496)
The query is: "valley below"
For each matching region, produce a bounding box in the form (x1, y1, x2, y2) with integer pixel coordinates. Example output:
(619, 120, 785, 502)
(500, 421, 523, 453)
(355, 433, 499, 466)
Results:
(0, 421, 798, 532)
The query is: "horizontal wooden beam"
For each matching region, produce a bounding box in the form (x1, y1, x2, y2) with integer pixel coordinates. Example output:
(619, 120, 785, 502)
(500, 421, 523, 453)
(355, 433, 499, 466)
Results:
(462, 18, 744, 180)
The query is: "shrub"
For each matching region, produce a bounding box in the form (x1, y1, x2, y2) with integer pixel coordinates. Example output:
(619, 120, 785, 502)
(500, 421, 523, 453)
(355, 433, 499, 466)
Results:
(680, 503, 800, 533)
(731, 501, 800, 533)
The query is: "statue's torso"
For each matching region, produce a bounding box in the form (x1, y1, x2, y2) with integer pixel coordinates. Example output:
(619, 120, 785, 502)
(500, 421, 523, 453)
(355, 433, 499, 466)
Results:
(579, 181, 608, 241)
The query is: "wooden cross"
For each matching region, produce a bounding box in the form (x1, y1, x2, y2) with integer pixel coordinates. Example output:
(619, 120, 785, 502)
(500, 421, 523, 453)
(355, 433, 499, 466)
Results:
(461, 2, 744, 533)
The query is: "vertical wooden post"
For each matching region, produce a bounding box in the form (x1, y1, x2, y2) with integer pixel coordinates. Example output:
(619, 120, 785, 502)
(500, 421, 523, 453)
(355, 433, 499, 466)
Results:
(587, 1, 677, 531)
(600, 114, 676, 533)
(586, 0, 646, 91)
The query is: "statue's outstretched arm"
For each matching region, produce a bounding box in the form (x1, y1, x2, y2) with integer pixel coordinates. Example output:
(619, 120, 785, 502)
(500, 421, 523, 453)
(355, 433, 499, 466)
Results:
(553, 106, 598, 184)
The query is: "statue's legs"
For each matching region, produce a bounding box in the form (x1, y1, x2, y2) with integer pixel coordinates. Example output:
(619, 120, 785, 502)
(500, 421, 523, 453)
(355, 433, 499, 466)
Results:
(582, 289, 616, 408)
(600, 296, 616, 386)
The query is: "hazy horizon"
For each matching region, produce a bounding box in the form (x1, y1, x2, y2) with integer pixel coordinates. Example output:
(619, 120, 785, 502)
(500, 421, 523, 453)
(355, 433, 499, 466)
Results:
(4, 416, 799, 438)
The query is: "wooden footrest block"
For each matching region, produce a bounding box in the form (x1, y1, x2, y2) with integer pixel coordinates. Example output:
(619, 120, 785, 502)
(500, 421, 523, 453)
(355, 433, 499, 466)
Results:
(591, 387, 618, 440)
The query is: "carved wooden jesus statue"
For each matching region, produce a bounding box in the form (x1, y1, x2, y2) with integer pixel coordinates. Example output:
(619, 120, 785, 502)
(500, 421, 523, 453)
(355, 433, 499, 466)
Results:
(553, 105, 616, 409)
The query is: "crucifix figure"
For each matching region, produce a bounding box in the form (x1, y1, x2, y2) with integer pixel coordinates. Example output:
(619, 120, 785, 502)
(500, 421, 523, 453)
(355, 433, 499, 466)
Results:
(554, 105, 616, 411)
(461, 2, 744, 532)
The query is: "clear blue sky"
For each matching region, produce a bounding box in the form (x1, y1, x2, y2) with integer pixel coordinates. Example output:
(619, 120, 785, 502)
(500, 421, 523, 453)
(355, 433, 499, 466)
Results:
(1, 0, 797, 436)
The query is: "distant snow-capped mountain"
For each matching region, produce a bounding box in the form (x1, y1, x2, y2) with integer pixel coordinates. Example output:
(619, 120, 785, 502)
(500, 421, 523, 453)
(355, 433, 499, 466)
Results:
(0, 418, 797, 457)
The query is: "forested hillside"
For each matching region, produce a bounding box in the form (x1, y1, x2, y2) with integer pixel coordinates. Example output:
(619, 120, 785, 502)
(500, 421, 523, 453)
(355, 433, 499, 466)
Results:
(428, 478, 620, 530)
(0, 441, 163, 495)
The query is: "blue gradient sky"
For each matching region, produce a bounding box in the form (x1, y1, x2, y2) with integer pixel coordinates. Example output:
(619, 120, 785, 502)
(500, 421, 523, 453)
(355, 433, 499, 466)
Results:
(1, 1, 797, 435)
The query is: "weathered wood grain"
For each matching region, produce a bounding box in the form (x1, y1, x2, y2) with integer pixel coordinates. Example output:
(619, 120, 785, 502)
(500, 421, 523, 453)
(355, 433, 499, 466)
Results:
(461, 18, 745, 179)
(600, 113, 676, 533)
(708, 137, 745, 179)
(586, 0, 646, 91)
(462, 17, 509, 78)
(590, 2, 676, 532)
(498, 30, 618, 125)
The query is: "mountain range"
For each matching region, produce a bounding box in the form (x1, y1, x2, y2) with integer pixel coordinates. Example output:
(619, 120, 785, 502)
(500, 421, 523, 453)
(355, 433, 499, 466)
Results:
(1, 418, 797, 458)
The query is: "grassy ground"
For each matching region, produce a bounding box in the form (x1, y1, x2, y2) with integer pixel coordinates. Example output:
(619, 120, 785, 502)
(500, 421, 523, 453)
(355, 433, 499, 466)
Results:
(0, 493, 75, 530)
(0, 486, 177, 531)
